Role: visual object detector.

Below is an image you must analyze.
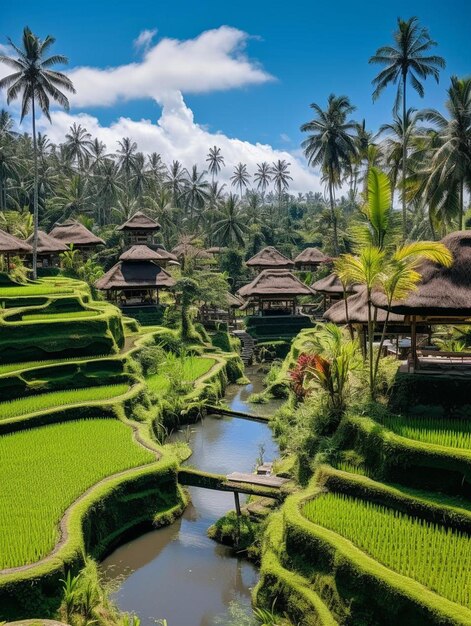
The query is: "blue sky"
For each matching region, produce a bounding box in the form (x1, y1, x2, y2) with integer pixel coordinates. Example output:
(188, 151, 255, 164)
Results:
(2, 0, 470, 191)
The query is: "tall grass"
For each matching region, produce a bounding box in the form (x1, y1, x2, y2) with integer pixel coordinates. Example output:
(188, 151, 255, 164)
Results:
(304, 492, 471, 608)
(0, 418, 154, 568)
(146, 356, 215, 396)
(379, 414, 471, 449)
(0, 384, 129, 420)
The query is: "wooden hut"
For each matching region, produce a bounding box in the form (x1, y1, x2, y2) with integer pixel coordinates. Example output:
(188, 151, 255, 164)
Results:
(0, 229, 33, 269)
(116, 211, 161, 245)
(26, 230, 67, 267)
(119, 244, 178, 267)
(294, 247, 330, 270)
(246, 246, 294, 271)
(238, 269, 315, 315)
(312, 272, 358, 309)
(373, 231, 471, 368)
(49, 220, 105, 253)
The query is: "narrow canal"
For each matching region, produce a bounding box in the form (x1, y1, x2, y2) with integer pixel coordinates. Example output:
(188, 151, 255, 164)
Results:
(102, 366, 282, 626)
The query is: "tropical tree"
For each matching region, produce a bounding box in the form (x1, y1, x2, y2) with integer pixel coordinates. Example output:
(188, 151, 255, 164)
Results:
(0, 26, 75, 278)
(166, 160, 186, 208)
(271, 159, 293, 214)
(301, 94, 357, 254)
(230, 162, 251, 199)
(64, 123, 92, 168)
(182, 165, 210, 225)
(254, 162, 272, 193)
(212, 194, 248, 247)
(422, 76, 471, 230)
(369, 16, 445, 240)
(116, 137, 138, 186)
(335, 167, 452, 397)
(206, 145, 225, 182)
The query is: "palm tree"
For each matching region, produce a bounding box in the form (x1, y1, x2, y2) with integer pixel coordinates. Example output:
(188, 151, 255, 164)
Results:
(301, 94, 357, 254)
(64, 123, 92, 169)
(183, 165, 210, 225)
(166, 160, 187, 209)
(271, 159, 293, 215)
(369, 16, 445, 240)
(0, 26, 75, 278)
(212, 194, 248, 247)
(422, 76, 471, 230)
(206, 146, 225, 182)
(254, 162, 272, 194)
(230, 162, 251, 199)
(0, 110, 18, 140)
(116, 137, 138, 188)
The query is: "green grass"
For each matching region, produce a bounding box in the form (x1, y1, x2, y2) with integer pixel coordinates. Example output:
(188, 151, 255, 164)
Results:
(146, 356, 215, 395)
(20, 310, 99, 321)
(0, 384, 129, 420)
(0, 355, 108, 375)
(379, 414, 471, 450)
(303, 492, 471, 608)
(0, 418, 154, 569)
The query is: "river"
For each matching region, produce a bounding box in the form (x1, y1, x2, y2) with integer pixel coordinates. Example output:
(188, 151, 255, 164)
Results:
(101, 366, 282, 626)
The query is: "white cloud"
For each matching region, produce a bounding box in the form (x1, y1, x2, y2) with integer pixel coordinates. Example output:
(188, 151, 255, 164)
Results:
(39, 91, 322, 193)
(66, 26, 273, 108)
(133, 28, 157, 51)
(0, 43, 12, 55)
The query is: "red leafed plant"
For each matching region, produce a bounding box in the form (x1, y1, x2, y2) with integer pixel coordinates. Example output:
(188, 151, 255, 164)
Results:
(289, 353, 331, 400)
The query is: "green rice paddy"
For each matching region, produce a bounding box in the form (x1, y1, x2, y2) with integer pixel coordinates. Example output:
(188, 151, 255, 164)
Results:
(0, 418, 154, 569)
(380, 414, 471, 450)
(146, 356, 215, 395)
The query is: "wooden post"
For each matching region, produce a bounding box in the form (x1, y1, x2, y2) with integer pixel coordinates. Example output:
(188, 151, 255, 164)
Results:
(234, 491, 241, 517)
(411, 316, 417, 370)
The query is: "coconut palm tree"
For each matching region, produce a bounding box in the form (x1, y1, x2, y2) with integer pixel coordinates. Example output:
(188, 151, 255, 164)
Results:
(206, 145, 225, 182)
(230, 162, 251, 199)
(116, 137, 138, 189)
(182, 165, 210, 225)
(0, 110, 18, 140)
(422, 76, 471, 230)
(212, 194, 248, 247)
(369, 16, 445, 241)
(0, 26, 75, 278)
(271, 159, 293, 215)
(254, 162, 272, 194)
(64, 123, 92, 169)
(166, 160, 187, 209)
(301, 94, 357, 254)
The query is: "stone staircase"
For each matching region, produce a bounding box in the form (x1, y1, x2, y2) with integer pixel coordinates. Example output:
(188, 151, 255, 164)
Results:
(232, 330, 255, 365)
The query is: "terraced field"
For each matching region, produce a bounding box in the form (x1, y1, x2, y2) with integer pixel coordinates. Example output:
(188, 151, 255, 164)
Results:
(303, 492, 471, 608)
(0, 418, 154, 569)
(380, 414, 471, 449)
(146, 356, 215, 395)
(0, 384, 129, 420)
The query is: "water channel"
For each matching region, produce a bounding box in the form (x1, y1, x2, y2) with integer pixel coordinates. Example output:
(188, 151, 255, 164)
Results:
(102, 366, 282, 626)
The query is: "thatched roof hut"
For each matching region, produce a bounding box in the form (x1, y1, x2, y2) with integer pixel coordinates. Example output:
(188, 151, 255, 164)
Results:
(26, 230, 67, 254)
(96, 261, 176, 291)
(312, 272, 358, 296)
(116, 211, 161, 232)
(171, 242, 212, 260)
(206, 246, 225, 255)
(373, 231, 471, 319)
(324, 288, 405, 325)
(0, 229, 33, 254)
(49, 220, 105, 248)
(246, 246, 294, 270)
(294, 247, 330, 269)
(119, 245, 163, 262)
(226, 292, 244, 308)
(238, 269, 315, 298)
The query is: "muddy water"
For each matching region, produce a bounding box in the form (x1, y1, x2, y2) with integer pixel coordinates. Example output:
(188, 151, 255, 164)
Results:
(102, 366, 282, 626)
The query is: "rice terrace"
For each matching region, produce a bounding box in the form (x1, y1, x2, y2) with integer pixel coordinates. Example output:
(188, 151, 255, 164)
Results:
(0, 1, 471, 625)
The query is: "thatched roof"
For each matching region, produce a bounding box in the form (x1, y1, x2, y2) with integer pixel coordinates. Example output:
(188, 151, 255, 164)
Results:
(312, 272, 358, 296)
(238, 269, 315, 298)
(49, 220, 105, 247)
(324, 288, 405, 324)
(373, 231, 471, 318)
(226, 292, 244, 308)
(95, 261, 176, 290)
(116, 211, 161, 231)
(0, 229, 33, 254)
(119, 245, 163, 262)
(246, 246, 294, 269)
(206, 246, 225, 254)
(153, 246, 179, 262)
(26, 230, 67, 254)
(171, 243, 212, 260)
(294, 247, 330, 267)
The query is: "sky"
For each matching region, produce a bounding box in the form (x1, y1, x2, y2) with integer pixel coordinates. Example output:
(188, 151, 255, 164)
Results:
(1, 0, 470, 192)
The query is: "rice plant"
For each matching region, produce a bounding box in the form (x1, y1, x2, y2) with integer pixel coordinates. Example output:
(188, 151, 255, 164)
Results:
(146, 356, 215, 396)
(379, 414, 471, 450)
(0, 418, 154, 569)
(21, 311, 99, 321)
(0, 384, 129, 420)
(303, 493, 471, 608)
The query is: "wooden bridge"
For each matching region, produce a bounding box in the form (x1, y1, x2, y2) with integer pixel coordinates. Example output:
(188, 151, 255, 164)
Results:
(205, 405, 269, 423)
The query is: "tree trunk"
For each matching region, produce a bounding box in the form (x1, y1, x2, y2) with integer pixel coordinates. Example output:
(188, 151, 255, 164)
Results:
(329, 179, 339, 255)
(459, 177, 464, 230)
(367, 289, 374, 398)
(402, 76, 407, 243)
(32, 97, 39, 280)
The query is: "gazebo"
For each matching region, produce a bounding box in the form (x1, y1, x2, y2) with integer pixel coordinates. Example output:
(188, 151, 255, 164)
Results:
(49, 220, 105, 253)
(246, 246, 294, 272)
(119, 244, 178, 267)
(294, 247, 330, 270)
(238, 269, 315, 315)
(312, 272, 358, 308)
(0, 229, 33, 270)
(116, 211, 161, 246)
(373, 231, 471, 369)
(26, 230, 67, 267)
